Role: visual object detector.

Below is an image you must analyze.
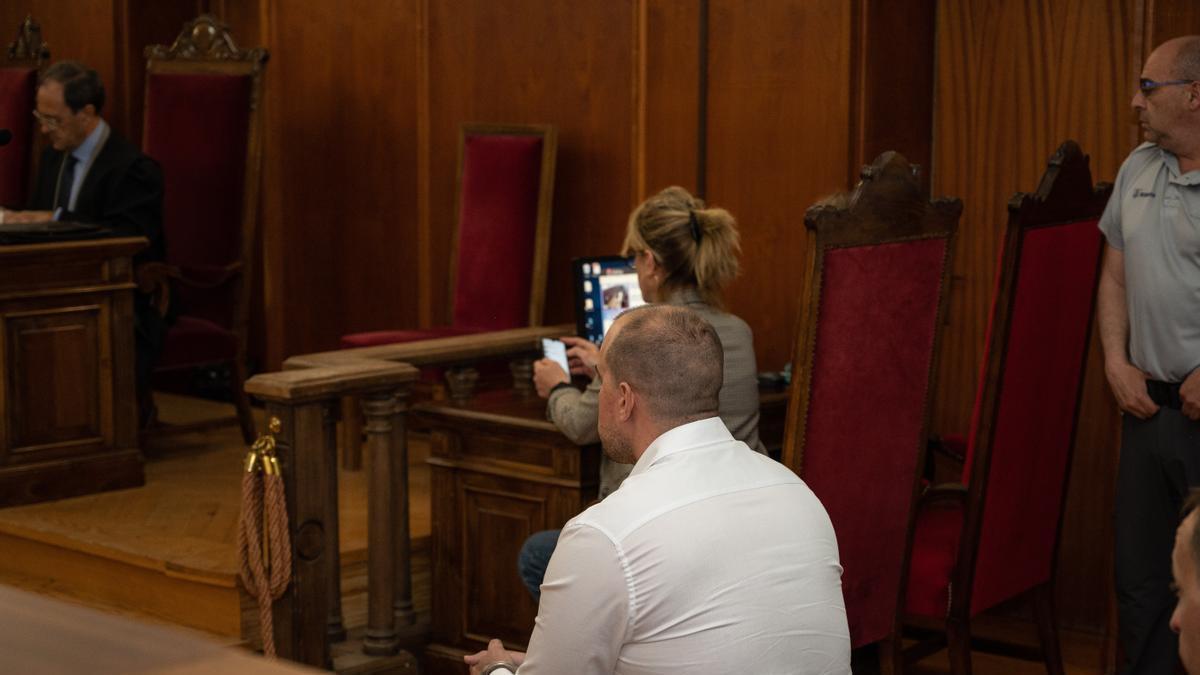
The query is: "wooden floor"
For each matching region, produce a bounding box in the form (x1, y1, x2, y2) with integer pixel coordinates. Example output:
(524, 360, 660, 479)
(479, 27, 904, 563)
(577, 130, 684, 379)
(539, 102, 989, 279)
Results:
(0, 392, 432, 640)
(0, 393, 1111, 673)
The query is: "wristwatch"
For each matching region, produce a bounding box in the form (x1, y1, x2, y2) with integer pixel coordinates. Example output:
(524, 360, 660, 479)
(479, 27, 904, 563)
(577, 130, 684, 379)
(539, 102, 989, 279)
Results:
(480, 662, 517, 675)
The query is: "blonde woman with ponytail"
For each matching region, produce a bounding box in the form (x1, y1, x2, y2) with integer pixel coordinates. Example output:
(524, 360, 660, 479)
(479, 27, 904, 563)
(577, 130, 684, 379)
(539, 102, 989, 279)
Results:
(522, 186, 765, 599)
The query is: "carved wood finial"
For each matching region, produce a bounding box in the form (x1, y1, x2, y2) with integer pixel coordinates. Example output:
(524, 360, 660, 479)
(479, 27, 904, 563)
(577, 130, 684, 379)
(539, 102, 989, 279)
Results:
(1008, 140, 1107, 224)
(144, 14, 268, 69)
(806, 151, 961, 233)
(7, 15, 50, 65)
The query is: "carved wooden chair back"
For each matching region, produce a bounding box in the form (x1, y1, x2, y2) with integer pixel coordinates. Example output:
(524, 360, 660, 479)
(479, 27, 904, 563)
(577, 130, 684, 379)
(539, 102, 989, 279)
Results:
(782, 151, 961, 657)
(142, 14, 268, 443)
(903, 141, 1111, 674)
(0, 15, 49, 208)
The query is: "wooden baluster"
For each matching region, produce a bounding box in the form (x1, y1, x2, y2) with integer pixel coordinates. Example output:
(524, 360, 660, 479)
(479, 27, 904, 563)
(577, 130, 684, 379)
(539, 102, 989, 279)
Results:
(362, 391, 399, 655)
(391, 388, 416, 626)
(323, 404, 347, 642)
(261, 400, 334, 668)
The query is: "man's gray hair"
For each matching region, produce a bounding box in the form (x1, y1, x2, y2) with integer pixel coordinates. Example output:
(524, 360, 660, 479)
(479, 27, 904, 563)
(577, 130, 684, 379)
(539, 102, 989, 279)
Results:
(605, 305, 723, 423)
(1173, 36, 1200, 80)
(40, 61, 106, 113)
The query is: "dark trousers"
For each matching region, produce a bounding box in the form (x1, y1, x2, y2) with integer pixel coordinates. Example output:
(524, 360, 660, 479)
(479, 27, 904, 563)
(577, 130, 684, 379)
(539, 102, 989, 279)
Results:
(1115, 380, 1200, 674)
(134, 294, 167, 427)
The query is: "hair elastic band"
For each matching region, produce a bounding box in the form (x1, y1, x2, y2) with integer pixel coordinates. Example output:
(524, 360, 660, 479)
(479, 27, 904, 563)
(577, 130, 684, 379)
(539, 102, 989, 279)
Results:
(688, 210, 702, 243)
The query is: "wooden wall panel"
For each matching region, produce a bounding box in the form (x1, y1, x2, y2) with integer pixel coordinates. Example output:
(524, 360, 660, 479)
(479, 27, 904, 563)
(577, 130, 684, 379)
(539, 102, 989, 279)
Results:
(113, 0, 202, 145)
(422, 1, 637, 331)
(707, 0, 855, 371)
(929, 0, 1143, 633)
(639, 0, 702, 199)
(260, 0, 421, 363)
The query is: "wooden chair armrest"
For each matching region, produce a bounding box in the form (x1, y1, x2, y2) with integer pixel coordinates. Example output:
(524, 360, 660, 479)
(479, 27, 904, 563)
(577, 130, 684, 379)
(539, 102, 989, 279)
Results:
(919, 482, 969, 507)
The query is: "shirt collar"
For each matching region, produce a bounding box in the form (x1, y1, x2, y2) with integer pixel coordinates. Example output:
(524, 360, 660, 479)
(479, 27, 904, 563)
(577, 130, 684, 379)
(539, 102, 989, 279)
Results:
(1158, 145, 1200, 185)
(72, 119, 107, 165)
(628, 416, 732, 478)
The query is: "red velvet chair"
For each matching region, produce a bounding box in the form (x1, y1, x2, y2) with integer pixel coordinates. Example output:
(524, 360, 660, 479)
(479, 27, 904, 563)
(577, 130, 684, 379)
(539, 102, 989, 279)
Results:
(336, 124, 556, 466)
(341, 123, 556, 347)
(902, 141, 1112, 674)
(142, 15, 268, 443)
(783, 152, 962, 667)
(0, 16, 49, 208)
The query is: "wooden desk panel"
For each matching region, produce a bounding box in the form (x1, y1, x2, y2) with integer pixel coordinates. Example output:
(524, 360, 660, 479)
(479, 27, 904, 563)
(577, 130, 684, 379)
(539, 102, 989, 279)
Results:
(0, 237, 146, 506)
(416, 389, 598, 675)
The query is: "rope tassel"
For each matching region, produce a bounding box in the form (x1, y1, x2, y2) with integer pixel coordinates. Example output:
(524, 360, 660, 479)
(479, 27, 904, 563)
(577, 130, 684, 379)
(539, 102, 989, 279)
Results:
(237, 417, 292, 657)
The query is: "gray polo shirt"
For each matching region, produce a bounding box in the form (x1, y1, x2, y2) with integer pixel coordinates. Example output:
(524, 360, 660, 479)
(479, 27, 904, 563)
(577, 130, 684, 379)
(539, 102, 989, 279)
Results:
(1098, 142, 1200, 382)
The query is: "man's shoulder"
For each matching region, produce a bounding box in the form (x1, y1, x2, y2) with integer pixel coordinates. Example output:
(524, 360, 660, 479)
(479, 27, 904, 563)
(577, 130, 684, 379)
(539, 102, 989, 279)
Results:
(569, 441, 805, 541)
(99, 131, 153, 166)
(1117, 143, 1164, 178)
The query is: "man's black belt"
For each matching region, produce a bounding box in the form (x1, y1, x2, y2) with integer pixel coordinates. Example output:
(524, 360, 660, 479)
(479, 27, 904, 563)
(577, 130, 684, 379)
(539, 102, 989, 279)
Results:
(1146, 379, 1183, 409)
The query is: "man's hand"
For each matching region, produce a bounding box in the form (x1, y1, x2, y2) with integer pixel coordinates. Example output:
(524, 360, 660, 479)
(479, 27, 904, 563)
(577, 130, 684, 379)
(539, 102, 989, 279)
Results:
(533, 359, 569, 398)
(0, 209, 54, 224)
(561, 336, 600, 377)
(1181, 368, 1200, 420)
(1105, 359, 1159, 419)
(464, 638, 525, 674)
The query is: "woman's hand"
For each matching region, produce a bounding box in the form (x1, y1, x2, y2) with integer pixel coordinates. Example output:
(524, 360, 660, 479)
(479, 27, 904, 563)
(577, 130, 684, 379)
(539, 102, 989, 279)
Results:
(561, 336, 600, 377)
(533, 359, 570, 398)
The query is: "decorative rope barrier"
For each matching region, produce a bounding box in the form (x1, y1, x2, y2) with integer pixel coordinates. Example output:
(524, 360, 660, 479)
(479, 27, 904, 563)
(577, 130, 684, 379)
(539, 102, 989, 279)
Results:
(237, 416, 292, 657)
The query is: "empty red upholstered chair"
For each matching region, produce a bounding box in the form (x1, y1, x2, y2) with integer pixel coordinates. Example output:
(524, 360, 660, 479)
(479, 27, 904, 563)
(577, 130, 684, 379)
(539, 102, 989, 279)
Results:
(783, 151, 962, 668)
(142, 15, 268, 444)
(903, 141, 1112, 674)
(341, 123, 557, 348)
(0, 16, 49, 208)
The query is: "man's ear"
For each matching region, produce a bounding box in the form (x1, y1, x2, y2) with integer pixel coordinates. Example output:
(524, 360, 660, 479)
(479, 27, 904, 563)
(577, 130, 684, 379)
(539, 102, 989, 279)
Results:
(616, 381, 635, 422)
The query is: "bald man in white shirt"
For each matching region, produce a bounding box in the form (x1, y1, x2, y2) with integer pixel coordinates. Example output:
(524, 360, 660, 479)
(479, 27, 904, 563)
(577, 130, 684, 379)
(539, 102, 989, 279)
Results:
(466, 304, 850, 675)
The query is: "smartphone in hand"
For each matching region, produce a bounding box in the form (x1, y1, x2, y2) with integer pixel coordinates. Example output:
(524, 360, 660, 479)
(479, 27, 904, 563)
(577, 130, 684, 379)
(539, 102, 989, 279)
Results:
(541, 338, 570, 374)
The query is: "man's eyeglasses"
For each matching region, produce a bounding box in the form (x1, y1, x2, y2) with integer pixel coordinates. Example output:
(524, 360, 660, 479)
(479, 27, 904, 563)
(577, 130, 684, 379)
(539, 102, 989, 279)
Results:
(31, 110, 63, 129)
(1139, 77, 1196, 95)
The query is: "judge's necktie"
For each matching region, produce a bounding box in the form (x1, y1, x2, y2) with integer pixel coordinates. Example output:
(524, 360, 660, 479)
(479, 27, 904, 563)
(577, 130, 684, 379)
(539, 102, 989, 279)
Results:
(56, 154, 79, 212)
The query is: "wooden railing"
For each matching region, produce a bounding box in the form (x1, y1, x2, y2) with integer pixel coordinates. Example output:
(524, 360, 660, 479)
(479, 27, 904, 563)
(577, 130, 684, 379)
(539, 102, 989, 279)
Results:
(244, 324, 571, 667)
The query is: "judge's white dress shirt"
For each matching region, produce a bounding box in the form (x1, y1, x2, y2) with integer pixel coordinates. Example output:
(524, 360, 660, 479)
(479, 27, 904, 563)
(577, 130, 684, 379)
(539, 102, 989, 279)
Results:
(494, 416, 850, 675)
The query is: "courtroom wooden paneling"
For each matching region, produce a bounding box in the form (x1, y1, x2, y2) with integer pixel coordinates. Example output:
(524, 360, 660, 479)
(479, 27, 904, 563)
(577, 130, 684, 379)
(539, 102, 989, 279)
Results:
(928, 0, 1145, 633)
(639, 1, 702, 198)
(112, 0, 201, 143)
(706, 0, 857, 370)
(851, 0, 936, 190)
(257, 0, 421, 368)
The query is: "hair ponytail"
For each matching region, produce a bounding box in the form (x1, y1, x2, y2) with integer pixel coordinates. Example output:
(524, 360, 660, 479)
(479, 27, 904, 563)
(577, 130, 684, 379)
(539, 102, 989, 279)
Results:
(622, 186, 741, 306)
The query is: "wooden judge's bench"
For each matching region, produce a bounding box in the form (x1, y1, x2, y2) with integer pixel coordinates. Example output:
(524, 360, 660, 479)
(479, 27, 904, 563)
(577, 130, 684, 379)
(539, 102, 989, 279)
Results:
(0, 236, 146, 507)
(415, 384, 789, 674)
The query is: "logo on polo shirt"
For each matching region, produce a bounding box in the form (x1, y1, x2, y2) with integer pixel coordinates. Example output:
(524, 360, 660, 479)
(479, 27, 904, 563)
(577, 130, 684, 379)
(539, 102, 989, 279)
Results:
(1133, 188, 1157, 198)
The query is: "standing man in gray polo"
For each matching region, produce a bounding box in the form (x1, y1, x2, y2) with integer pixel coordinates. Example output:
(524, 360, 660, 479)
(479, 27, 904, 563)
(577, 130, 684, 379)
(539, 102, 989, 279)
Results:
(1099, 35, 1200, 674)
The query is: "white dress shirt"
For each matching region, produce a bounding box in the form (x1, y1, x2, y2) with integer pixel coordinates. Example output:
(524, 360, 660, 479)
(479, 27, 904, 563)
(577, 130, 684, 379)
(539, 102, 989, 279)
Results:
(502, 417, 850, 675)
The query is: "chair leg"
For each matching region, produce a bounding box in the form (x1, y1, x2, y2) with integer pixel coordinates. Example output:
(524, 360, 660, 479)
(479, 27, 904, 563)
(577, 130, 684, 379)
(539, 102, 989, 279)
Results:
(878, 635, 902, 675)
(947, 616, 973, 675)
(341, 395, 363, 471)
(231, 359, 257, 444)
(1032, 583, 1065, 675)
